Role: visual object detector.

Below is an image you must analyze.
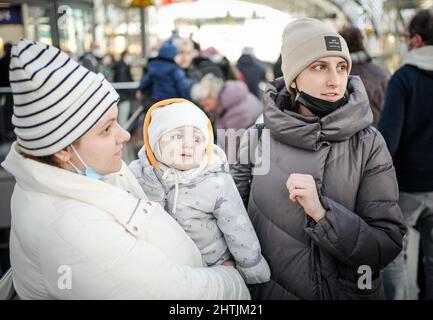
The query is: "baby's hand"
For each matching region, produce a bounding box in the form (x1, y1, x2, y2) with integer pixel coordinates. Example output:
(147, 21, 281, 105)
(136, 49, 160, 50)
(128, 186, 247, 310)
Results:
(222, 260, 236, 268)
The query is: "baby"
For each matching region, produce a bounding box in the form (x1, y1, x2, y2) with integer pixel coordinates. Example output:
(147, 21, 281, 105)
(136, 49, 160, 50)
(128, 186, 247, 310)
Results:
(129, 98, 270, 284)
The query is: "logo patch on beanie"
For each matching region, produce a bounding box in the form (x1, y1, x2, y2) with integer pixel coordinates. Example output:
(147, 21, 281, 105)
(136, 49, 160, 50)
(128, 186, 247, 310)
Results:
(324, 36, 342, 51)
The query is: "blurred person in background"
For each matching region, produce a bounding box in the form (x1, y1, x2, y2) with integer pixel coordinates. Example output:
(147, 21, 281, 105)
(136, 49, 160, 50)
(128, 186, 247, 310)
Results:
(380, 9, 433, 300)
(173, 37, 203, 86)
(79, 42, 101, 73)
(1, 39, 250, 300)
(191, 73, 261, 157)
(0, 42, 14, 142)
(236, 47, 268, 99)
(273, 54, 283, 79)
(101, 52, 115, 82)
(112, 51, 134, 128)
(112, 51, 133, 83)
(339, 26, 390, 127)
(231, 18, 405, 300)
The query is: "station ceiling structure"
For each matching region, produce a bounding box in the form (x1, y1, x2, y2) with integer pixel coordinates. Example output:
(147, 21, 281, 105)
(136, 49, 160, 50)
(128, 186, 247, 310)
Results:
(247, 0, 432, 35)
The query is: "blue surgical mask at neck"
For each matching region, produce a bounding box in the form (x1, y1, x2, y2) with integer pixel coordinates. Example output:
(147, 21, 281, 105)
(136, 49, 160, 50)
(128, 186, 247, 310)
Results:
(67, 145, 104, 180)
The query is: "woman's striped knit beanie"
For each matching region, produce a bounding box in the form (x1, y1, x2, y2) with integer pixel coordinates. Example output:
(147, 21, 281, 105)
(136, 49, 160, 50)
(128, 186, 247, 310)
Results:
(9, 39, 119, 156)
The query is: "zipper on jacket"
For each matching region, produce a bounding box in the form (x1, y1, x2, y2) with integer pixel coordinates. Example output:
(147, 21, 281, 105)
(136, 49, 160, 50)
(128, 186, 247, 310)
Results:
(310, 239, 324, 299)
(153, 168, 171, 213)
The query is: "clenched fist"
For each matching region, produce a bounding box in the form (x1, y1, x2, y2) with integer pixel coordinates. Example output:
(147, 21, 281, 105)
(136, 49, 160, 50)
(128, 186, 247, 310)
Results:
(286, 173, 326, 222)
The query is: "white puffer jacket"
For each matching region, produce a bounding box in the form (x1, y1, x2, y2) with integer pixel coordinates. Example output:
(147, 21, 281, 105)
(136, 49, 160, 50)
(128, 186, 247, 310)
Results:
(1, 143, 250, 300)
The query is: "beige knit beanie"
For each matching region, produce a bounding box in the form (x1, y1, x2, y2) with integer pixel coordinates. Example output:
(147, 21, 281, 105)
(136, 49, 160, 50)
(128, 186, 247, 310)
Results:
(281, 18, 352, 90)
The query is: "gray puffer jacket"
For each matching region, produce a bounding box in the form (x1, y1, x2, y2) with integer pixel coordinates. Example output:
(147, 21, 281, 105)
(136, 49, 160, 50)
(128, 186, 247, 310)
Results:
(129, 145, 270, 284)
(231, 76, 406, 299)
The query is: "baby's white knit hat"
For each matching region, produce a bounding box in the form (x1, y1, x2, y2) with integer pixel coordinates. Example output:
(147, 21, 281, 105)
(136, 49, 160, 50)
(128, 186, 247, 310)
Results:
(148, 101, 210, 159)
(9, 39, 119, 156)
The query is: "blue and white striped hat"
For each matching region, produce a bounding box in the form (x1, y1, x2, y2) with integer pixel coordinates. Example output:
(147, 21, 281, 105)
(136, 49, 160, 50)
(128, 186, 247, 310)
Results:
(9, 39, 120, 156)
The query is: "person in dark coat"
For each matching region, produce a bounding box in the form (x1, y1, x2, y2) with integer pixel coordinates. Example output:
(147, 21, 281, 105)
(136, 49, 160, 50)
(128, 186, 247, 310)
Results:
(193, 55, 225, 81)
(0, 42, 14, 141)
(379, 9, 433, 300)
(231, 18, 406, 300)
(136, 42, 191, 103)
(236, 47, 268, 98)
(339, 26, 390, 127)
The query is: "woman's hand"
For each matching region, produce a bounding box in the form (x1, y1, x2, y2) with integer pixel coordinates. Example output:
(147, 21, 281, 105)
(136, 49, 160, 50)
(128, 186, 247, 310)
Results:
(286, 173, 326, 222)
(222, 260, 236, 268)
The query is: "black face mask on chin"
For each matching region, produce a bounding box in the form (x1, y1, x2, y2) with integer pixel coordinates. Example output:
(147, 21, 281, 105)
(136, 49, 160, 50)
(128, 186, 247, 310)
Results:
(295, 90, 348, 118)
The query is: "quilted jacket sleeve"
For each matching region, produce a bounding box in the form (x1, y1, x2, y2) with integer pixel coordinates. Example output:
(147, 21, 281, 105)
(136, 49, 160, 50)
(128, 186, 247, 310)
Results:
(304, 128, 407, 272)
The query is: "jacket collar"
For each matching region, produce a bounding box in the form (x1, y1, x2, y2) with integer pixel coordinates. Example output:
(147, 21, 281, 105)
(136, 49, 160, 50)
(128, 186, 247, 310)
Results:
(263, 76, 373, 151)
